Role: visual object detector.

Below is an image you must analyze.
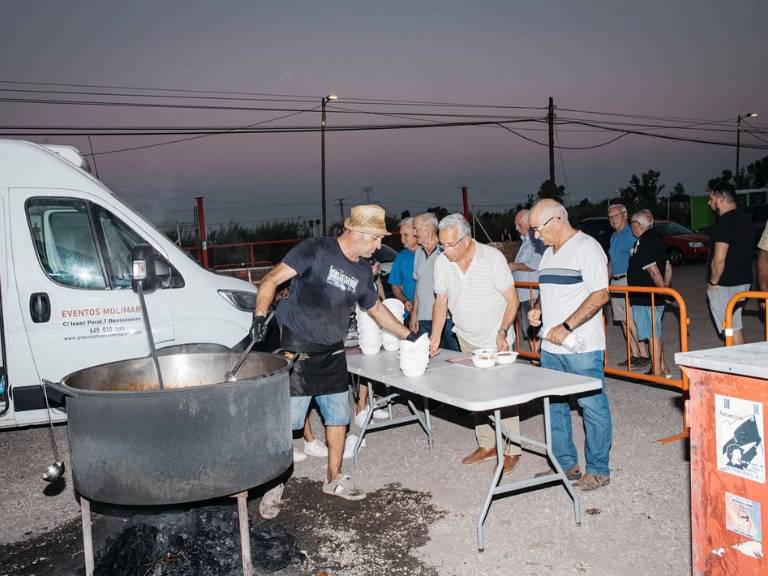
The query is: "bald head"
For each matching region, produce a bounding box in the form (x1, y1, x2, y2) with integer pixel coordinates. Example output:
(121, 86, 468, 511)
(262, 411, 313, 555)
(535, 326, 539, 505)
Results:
(514, 209, 531, 236)
(531, 199, 567, 222)
(530, 199, 572, 247)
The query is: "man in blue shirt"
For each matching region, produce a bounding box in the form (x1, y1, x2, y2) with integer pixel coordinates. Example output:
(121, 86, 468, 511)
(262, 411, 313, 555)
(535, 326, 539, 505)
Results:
(387, 217, 418, 320)
(607, 204, 648, 367)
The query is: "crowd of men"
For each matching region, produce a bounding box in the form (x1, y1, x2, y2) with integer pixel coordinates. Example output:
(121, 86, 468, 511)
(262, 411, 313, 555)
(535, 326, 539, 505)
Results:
(249, 192, 768, 518)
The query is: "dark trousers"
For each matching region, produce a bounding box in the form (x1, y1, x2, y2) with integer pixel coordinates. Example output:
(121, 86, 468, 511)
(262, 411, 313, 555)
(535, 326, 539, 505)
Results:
(417, 318, 461, 351)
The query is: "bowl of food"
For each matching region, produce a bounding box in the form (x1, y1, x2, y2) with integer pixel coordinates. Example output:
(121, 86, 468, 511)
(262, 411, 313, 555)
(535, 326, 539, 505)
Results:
(471, 348, 497, 368)
(495, 351, 518, 365)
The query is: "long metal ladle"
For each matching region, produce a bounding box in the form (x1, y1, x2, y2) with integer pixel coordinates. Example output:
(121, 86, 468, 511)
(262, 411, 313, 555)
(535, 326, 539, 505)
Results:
(40, 379, 65, 482)
(225, 312, 274, 382)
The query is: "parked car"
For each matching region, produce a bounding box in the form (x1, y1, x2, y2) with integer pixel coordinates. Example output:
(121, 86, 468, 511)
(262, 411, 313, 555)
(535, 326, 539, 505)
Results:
(575, 216, 708, 265)
(575, 217, 613, 252)
(653, 220, 709, 266)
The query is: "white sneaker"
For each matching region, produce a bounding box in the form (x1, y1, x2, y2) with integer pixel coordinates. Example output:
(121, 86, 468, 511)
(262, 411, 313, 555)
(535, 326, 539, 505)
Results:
(293, 447, 307, 462)
(372, 407, 390, 420)
(354, 408, 370, 428)
(303, 439, 328, 458)
(343, 433, 366, 459)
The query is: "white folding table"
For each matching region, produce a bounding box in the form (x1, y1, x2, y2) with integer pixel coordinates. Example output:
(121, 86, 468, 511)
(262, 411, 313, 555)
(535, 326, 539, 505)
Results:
(345, 349, 603, 550)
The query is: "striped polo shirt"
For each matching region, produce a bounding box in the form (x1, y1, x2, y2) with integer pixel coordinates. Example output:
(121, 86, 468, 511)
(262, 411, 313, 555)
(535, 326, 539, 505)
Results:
(433, 241, 516, 350)
(539, 231, 608, 354)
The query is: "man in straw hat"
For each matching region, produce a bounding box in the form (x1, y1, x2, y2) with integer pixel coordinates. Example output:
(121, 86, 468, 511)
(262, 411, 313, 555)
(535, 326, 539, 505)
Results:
(251, 204, 420, 517)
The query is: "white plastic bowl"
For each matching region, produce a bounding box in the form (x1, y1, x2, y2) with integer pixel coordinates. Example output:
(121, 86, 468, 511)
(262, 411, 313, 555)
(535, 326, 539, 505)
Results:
(495, 351, 518, 365)
(471, 348, 497, 368)
(401, 365, 427, 377)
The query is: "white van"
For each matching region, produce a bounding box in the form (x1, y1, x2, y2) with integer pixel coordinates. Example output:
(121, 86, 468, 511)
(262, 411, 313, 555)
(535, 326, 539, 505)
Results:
(0, 140, 258, 428)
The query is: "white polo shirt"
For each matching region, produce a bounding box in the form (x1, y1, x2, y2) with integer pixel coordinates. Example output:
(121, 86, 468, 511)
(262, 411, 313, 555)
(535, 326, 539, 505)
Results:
(538, 231, 608, 354)
(433, 241, 515, 350)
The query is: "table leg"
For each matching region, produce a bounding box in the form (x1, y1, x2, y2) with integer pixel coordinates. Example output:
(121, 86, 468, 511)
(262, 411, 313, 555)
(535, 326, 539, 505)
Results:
(476, 409, 505, 551)
(424, 397, 433, 450)
(353, 381, 375, 467)
(543, 397, 581, 525)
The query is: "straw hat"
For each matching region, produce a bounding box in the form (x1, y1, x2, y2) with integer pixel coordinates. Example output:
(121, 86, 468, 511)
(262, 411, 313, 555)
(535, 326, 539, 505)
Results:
(344, 204, 391, 236)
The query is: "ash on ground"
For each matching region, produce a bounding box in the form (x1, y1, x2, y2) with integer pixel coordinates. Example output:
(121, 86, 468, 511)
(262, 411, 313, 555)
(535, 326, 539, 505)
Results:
(94, 506, 304, 576)
(276, 478, 446, 575)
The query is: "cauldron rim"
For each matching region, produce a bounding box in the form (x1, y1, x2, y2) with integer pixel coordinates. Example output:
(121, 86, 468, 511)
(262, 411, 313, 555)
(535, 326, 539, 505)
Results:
(58, 350, 291, 397)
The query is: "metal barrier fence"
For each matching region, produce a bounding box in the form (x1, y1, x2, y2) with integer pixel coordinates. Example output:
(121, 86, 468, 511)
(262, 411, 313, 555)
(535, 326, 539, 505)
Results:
(513, 281, 690, 443)
(723, 290, 768, 346)
(184, 238, 303, 269)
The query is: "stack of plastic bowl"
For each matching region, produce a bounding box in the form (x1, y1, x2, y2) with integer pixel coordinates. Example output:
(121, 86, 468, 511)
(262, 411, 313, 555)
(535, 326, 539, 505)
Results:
(398, 333, 430, 377)
(356, 305, 382, 355)
(381, 298, 405, 351)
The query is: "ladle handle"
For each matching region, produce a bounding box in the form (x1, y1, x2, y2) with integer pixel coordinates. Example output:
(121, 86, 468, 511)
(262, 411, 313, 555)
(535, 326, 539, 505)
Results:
(229, 312, 274, 378)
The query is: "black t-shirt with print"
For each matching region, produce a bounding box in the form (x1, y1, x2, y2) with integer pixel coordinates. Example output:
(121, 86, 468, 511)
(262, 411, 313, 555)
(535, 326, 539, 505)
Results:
(627, 227, 668, 306)
(706, 209, 754, 286)
(276, 237, 379, 345)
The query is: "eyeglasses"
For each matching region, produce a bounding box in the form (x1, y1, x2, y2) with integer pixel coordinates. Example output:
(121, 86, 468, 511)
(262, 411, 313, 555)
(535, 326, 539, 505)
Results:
(531, 216, 557, 234)
(439, 235, 467, 250)
(630, 220, 642, 225)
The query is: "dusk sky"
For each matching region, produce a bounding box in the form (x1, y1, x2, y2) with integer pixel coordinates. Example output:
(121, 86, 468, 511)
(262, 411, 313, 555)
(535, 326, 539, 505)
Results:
(2, 1, 767, 229)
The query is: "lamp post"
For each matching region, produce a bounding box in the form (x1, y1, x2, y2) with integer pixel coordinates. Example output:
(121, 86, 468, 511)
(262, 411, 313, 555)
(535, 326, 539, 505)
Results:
(736, 112, 758, 185)
(321, 93, 338, 236)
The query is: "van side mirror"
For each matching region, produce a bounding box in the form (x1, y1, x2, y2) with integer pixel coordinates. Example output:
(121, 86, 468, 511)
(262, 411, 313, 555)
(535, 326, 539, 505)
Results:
(131, 244, 156, 293)
(131, 245, 171, 293)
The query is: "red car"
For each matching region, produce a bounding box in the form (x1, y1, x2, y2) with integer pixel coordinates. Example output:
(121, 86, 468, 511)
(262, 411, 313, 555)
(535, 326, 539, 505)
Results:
(653, 220, 709, 266)
(576, 217, 708, 266)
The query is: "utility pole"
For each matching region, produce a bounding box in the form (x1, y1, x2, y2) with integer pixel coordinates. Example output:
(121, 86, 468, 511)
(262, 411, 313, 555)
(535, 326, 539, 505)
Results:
(548, 97, 556, 187)
(361, 185, 375, 203)
(335, 198, 346, 223)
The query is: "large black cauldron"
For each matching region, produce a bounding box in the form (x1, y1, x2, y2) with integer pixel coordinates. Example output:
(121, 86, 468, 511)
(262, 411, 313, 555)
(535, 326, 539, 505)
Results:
(47, 351, 292, 506)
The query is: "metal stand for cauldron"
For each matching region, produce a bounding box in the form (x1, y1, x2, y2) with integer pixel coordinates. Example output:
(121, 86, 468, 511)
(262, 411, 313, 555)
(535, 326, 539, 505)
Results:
(79, 491, 255, 576)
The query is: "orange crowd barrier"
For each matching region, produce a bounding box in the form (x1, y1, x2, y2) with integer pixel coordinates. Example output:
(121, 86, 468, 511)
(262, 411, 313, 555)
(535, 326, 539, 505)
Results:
(513, 281, 689, 443)
(723, 290, 768, 346)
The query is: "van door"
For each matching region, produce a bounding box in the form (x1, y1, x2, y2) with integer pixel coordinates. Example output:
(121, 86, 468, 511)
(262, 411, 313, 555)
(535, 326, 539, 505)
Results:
(11, 190, 175, 388)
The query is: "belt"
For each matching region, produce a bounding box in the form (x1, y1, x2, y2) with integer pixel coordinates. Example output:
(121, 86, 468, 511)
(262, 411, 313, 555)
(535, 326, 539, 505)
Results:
(611, 274, 627, 280)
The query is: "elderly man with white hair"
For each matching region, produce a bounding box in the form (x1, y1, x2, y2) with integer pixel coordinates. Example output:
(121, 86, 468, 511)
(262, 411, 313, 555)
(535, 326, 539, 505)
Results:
(508, 209, 545, 354)
(627, 209, 672, 378)
(527, 199, 613, 491)
(429, 213, 522, 475)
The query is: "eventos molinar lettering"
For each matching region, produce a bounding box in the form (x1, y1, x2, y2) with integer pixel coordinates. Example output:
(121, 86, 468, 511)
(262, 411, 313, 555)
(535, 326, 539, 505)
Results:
(61, 305, 142, 318)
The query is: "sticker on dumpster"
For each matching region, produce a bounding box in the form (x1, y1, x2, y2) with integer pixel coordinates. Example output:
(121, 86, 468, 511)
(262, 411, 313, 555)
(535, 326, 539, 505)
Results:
(715, 394, 765, 483)
(725, 492, 762, 542)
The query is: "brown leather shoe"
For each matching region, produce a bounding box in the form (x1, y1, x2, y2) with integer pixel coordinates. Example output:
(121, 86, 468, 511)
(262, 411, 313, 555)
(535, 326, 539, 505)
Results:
(503, 455, 521, 476)
(461, 447, 497, 466)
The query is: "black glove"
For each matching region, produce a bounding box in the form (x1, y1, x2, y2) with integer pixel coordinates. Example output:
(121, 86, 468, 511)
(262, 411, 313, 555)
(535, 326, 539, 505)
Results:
(250, 315, 268, 343)
(406, 331, 421, 343)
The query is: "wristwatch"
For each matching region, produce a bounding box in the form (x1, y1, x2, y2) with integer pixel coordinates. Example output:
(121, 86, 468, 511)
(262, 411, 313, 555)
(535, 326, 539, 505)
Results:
(498, 327, 508, 336)
(562, 321, 573, 333)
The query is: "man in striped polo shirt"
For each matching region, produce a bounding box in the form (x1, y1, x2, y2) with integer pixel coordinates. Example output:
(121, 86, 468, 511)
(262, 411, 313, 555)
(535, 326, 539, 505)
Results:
(429, 213, 522, 476)
(528, 199, 613, 491)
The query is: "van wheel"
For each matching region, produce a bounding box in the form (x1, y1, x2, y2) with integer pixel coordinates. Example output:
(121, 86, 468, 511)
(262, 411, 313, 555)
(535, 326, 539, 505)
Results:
(667, 247, 683, 266)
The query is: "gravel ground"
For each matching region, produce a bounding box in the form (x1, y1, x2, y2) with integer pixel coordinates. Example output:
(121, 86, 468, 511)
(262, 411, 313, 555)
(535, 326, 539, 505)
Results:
(1, 262, 765, 575)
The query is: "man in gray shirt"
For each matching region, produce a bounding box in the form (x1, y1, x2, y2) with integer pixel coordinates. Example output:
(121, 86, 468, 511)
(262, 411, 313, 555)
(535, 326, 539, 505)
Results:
(409, 212, 460, 350)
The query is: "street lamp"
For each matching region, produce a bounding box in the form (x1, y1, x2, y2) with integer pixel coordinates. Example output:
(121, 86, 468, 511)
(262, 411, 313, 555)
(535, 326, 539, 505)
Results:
(321, 93, 338, 235)
(736, 112, 759, 184)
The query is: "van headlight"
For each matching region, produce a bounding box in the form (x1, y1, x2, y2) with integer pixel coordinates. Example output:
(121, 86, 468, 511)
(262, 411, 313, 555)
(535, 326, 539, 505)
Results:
(218, 290, 256, 312)
(688, 241, 704, 248)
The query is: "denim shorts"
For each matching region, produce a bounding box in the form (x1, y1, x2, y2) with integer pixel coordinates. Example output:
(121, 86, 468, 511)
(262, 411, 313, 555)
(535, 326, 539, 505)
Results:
(290, 390, 350, 430)
(631, 304, 664, 341)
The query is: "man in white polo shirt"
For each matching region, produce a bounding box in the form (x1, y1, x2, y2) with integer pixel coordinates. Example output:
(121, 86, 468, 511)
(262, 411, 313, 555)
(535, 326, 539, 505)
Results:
(527, 199, 612, 491)
(429, 213, 522, 475)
